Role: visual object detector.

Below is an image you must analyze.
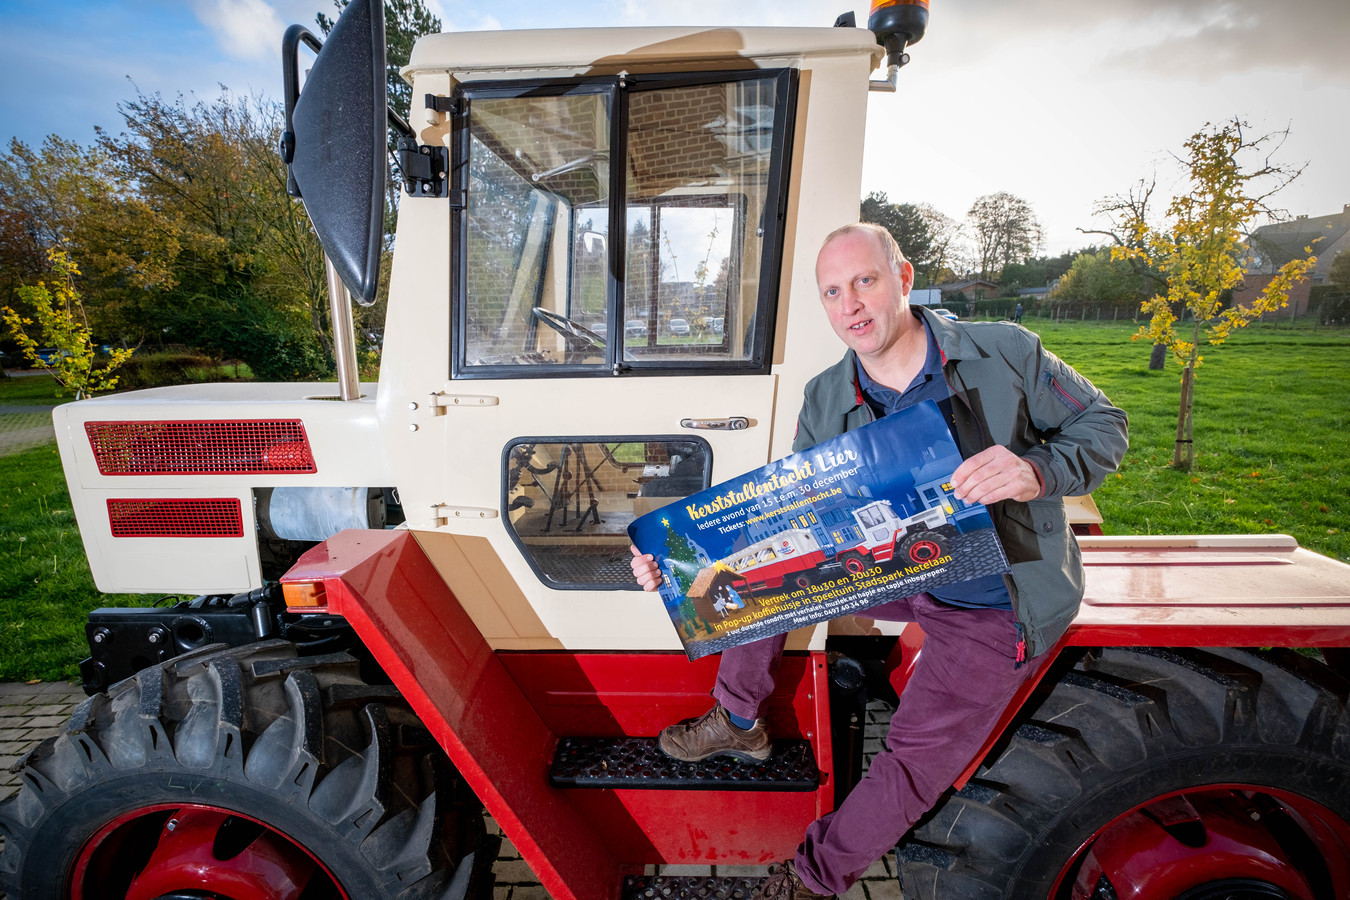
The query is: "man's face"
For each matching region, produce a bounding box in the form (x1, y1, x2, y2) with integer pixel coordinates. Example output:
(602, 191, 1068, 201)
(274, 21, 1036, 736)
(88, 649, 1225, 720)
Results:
(815, 230, 915, 364)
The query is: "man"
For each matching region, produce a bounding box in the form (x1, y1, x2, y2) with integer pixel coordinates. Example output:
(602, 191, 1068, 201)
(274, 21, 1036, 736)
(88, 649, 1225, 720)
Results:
(630, 223, 1127, 898)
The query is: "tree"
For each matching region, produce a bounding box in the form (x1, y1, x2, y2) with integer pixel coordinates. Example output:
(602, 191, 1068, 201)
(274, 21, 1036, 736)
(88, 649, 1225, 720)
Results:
(998, 261, 1047, 293)
(1050, 249, 1143, 308)
(0, 136, 176, 329)
(319, 0, 444, 246)
(96, 90, 330, 372)
(999, 247, 1093, 294)
(915, 203, 963, 285)
(1116, 118, 1315, 470)
(1330, 251, 1350, 291)
(1081, 178, 1168, 296)
(860, 192, 935, 284)
(967, 192, 1042, 282)
(2, 249, 133, 397)
(318, 0, 442, 126)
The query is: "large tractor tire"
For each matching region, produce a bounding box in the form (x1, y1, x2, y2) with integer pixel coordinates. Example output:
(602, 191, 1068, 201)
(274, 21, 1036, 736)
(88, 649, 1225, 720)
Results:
(839, 551, 871, 575)
(899, 531, 949, 565)
(0, 640, 494, 900)
(899, 647, 1350, 899)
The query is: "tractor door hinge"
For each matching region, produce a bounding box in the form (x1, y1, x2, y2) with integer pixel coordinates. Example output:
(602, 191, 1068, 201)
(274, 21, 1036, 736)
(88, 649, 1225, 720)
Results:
(422, 391, 499, 416)
(431, 504, 499, 526)
(397, 136, 448, 198)
(424, 93, 458, 115)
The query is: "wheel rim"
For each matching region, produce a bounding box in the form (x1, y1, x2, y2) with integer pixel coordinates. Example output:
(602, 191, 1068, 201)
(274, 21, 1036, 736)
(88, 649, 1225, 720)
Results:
(1055, 786, 1350, 900)
(906, 539, 942, 563)
(843, 555, 865, 574)
(68, 803, 350, 900)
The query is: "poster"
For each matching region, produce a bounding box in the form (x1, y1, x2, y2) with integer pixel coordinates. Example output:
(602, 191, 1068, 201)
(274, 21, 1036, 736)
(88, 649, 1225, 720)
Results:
(628, 400, 1010, 660)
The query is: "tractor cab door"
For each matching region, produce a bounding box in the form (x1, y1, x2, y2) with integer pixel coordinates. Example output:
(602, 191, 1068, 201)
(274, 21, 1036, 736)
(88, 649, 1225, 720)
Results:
(439, 70, 797, 637)
(855, 504, 895, 546)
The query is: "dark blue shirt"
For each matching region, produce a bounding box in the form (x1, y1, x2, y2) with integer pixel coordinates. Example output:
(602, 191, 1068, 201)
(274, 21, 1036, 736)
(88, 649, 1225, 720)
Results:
(854, 312, 1013, 611)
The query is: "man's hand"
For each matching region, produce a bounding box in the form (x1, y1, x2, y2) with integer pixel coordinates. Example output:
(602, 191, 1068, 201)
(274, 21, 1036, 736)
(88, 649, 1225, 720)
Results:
(630, 545, 662, 592)
(951, 445, 1041, 506)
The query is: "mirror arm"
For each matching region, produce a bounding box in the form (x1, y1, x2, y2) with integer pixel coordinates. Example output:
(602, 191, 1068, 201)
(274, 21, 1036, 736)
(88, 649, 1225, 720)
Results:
(280, 25, 325, 196)
(388, 107, 415, 141)
(324, 253, 363, 402)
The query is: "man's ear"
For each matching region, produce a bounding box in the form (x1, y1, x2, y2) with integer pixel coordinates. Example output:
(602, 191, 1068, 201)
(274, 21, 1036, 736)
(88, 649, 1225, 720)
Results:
(900, 259, 915, 297)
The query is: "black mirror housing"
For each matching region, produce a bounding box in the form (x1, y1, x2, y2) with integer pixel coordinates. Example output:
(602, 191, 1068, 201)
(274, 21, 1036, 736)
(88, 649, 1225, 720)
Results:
(281, 0, 387, 307)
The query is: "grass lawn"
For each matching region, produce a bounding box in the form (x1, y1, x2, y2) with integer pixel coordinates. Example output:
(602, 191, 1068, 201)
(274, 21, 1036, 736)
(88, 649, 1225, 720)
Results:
(0, 443, 152, 682)
(1025, 320, 1349, 564)
(0, 371, 70, 404)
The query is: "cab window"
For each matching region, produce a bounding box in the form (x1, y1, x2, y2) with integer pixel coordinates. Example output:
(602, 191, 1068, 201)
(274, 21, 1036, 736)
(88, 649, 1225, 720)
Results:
(454, 70, 795, 377)
(503, 438, 711, 588)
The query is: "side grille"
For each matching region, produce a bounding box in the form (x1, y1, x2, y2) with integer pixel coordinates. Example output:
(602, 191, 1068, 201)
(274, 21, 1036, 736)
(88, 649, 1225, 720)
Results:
(107, 498, 244, 538)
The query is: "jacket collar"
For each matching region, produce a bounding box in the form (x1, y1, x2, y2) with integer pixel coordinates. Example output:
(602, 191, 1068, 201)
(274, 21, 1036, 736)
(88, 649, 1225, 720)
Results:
(820, 306, 986, 418)
(916, 306, 985, 363)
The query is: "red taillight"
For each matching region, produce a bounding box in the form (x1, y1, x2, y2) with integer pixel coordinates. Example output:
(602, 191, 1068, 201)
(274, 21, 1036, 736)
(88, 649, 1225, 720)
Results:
(107, 498, 244, 538)
(263, 440, 313, 470)
(85, 420, 317, 475)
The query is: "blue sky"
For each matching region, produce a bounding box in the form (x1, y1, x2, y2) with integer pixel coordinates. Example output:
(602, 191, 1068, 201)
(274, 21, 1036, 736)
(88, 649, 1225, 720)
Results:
(2, 0, 1347, 257)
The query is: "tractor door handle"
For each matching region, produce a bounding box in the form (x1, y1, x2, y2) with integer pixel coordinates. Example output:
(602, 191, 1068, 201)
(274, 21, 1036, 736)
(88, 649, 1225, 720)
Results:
(680, 417, 749, 430)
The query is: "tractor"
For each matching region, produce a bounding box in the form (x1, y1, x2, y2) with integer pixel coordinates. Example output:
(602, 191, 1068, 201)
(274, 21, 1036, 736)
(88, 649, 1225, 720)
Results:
(3, 1, 1350, 897)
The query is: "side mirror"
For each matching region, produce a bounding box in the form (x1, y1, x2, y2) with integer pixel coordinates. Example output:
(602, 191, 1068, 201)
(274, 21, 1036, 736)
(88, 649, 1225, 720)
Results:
(279, 0, 387, 307)
(581, 231, 607, 256)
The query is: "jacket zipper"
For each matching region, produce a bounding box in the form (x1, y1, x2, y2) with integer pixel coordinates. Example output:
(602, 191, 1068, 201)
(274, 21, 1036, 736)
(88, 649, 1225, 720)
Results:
(1048, 375, 1086, 412)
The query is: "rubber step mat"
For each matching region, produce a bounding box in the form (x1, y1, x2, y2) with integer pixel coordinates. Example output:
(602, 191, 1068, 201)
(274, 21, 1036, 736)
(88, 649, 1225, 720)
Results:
(550, 736, 817, 791)
(623, 874, 762, 899)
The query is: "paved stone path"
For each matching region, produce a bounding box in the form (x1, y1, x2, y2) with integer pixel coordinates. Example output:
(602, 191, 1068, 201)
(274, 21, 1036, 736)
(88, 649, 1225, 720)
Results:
(0, 682, 902, 898)
(0, 680, 87, 799)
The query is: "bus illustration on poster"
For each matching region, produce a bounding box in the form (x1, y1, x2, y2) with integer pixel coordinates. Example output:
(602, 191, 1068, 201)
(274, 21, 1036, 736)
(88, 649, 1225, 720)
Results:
(628, 400, 1011, 660)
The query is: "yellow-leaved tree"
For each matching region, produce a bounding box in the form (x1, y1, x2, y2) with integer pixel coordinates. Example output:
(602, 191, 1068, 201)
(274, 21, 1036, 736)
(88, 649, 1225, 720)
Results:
(1117, 119, 1316, 471)
(3, 248, 133, 398)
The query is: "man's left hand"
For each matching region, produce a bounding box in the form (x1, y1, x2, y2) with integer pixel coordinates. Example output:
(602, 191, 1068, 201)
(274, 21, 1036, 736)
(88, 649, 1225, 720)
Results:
(951, 446, 1041, 505)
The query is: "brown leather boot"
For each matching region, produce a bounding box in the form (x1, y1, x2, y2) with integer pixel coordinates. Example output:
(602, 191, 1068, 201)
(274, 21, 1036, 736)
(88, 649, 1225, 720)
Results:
(657, 703, 771, 762)
(756, 861, 832, 899)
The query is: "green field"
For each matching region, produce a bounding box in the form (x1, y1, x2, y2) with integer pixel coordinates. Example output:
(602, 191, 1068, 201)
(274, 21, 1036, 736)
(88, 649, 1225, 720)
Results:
(0, 442, 152, 681)
(1024, 321, 1348, 565)
(1, 323, 1347, 681)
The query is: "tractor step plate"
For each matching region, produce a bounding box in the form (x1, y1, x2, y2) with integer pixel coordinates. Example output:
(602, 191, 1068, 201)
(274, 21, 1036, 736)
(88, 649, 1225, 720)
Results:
(550, 736, 817, 790)
(623, 874, 763, 899)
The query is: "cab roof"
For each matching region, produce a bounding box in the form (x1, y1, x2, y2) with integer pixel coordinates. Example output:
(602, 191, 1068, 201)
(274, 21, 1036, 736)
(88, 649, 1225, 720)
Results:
(405, 26, 883, 78)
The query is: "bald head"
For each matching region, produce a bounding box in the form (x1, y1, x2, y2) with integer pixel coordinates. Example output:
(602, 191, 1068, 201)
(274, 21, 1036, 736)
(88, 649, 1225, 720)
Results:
(820, 223, 908, 277)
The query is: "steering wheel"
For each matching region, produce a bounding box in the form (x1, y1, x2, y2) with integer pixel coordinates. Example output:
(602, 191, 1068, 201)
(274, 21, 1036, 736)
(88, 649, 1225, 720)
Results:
(532, 308, 607, 353)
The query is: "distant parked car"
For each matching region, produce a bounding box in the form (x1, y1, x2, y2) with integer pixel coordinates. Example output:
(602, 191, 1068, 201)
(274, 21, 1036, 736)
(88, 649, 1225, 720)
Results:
(625, 319, 648, 339)
(667, 318, 690, 335)
(696, 313, 729, 334)
(931, 308, 959, 320)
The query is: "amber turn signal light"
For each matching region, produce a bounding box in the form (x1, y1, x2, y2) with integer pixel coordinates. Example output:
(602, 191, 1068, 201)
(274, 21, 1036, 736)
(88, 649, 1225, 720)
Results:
(282, 580, 328, 608)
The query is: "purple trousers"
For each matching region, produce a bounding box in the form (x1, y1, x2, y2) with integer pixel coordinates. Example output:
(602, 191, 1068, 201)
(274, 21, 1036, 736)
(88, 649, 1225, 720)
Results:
(712, 593, 1047, 896)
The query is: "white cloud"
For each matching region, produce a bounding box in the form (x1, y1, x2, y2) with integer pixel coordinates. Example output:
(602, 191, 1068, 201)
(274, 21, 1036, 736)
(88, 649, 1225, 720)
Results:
(192, 0, 288, 61)
(949, 0, 1350, 82)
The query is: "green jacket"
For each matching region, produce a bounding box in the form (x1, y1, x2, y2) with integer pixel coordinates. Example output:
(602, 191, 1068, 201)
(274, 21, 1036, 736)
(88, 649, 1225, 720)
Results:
(792, 308, 1128, 657)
